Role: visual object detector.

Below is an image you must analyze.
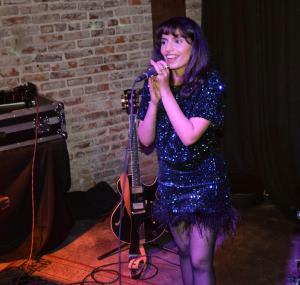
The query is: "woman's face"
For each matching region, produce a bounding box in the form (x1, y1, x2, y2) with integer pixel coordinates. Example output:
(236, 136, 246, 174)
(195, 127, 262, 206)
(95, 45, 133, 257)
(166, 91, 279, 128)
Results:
(160, 30, 192, 76)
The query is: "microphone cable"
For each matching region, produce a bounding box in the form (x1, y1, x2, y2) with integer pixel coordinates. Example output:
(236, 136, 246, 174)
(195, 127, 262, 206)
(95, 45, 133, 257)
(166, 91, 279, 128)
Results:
(14, 95, 40, 285)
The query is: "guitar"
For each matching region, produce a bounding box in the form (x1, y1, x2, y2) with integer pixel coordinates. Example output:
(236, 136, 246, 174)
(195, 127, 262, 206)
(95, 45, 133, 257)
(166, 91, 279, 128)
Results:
(110, 89, 165, 278)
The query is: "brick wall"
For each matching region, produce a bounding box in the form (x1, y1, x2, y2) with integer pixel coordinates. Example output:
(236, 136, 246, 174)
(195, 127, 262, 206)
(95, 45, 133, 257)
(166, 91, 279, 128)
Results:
(0, 0, 201, 192)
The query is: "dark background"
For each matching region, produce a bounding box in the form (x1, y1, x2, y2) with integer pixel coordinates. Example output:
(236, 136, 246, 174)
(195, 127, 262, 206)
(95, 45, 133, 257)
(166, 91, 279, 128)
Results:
(202, 0, 300, 215)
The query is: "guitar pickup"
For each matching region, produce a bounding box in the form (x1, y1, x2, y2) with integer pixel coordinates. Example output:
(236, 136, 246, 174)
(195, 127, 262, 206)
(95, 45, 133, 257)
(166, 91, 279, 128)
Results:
(132, 209, 146, 215)
(131, 186, 143, 194)
(132, 202, 145, 213)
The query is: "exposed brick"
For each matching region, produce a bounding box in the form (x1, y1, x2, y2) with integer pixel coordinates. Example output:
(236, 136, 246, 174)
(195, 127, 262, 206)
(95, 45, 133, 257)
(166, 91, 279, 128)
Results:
(58, 89, 71, 98)
(35, 54, 63, 62)
(37, 34, 63, 43)
(22, 45, 47, 54)
(120, 16, 131, 24)
(4, 0, 32, 4)
(0, 78, 20, 89)
(20, 4, 48, 14)
(98, 83, 109, 91)
(129, 50, 151, 60)
(132, 15, 144, 24)
(2, 16, 31, 26)
(107, 19, 118, 26)
(22, 64, 51, 73)
(48, 42, 76, 52)
(71, 87, 84, 97)
(40, 25, 54, 34)
(93, 73, 109, 83)
(51, 61, 77, 71)
(64, 30, 90, 41)
(100, 64, 115, 72)
(103, 53, 127, 63)
(76, 66, 103, 76)
(89, 10, 113, 20)
(65, 49, 93, 60)
(115, 43, 139, 52)
(127, 32, 151, 42)
(115, 61, 139, 70)
(67, 76, 92, 86)
(68, 23, 81, 31)
(61, 12, 87, 21)
(83, 20, 105, 30)
(63, 96, 82, 106)
(77, 38, 101, 48)
(116, 25, 140, 35)
(91, 28, 115, 37)
(128, 0, 142, 5)
(84, 111, 109, 121)
(32, 14, 60, 24)
(40, 80, 65, 91)
(95, 45, 114, 54)
(104, 0, 126, 9)
(55, 23, 67, 32)
(0, 67, 19, 77)
(78, 57, 103, 67)
(50, 70, 76, 79)
(21, 73, 49, 82)
(78, 2, 104, 10)
(49, 3, 77, 11)
(0, 6, 18, 16)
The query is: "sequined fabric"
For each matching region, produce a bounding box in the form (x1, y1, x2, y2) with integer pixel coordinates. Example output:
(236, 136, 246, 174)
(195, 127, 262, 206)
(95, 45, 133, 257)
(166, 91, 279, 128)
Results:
(138, 71, 238, 236)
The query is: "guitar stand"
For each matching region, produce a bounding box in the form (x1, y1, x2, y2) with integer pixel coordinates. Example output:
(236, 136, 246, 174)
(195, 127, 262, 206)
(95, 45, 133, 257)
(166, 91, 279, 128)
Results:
(97, 243, 128, 261)
(128, 245, 147, 279)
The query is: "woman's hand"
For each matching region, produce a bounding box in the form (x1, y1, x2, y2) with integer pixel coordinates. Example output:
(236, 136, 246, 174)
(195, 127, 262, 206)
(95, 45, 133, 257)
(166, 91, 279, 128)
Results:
(149, 59, 171, 98)
(148, 77, 160, 105)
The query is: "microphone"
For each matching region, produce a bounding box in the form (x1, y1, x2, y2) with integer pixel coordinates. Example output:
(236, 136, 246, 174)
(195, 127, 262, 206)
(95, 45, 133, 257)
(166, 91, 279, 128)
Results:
(135, 66, 158, 82)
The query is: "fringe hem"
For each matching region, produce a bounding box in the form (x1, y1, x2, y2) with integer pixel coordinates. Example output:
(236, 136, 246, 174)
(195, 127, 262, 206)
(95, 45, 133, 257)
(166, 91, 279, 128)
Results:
(154, 204, 239, 238)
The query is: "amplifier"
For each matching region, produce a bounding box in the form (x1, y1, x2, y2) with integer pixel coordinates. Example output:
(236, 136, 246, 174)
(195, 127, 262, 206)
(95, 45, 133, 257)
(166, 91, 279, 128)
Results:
(0, 96, 67, 151)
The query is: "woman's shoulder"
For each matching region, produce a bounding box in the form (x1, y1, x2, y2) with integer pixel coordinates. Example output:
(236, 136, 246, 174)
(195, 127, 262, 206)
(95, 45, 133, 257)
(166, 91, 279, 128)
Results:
(204, 69, 225, 90)
(192, 70, 225, 97)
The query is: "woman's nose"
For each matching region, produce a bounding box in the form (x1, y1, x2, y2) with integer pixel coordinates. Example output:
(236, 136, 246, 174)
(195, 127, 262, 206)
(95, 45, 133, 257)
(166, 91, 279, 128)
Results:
(164, 42, 173, 52)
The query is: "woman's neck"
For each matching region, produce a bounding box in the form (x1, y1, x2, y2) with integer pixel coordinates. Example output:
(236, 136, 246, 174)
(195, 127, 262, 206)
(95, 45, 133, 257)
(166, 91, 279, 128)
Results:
(172, 72, 184, 86)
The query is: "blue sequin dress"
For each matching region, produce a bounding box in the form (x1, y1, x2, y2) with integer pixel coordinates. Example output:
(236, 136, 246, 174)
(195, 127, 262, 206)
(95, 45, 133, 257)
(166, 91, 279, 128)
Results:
(138, 71, 238, 236)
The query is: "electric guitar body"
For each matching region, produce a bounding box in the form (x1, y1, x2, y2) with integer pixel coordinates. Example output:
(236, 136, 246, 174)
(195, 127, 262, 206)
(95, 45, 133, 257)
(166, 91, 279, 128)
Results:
(111, 174, 165, 244)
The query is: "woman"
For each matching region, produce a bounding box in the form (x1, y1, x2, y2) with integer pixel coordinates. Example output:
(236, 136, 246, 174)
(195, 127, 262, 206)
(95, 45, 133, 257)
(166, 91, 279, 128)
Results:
(137, 17, 237, 285)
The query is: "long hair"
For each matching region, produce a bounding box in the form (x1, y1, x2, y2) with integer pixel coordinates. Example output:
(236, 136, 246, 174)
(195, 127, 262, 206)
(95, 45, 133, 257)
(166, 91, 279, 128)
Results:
(153, 17, 210, 96)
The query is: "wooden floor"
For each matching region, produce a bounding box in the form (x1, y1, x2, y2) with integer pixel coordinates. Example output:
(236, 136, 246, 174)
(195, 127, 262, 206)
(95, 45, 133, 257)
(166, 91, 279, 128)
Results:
(0, 202, 299, 285)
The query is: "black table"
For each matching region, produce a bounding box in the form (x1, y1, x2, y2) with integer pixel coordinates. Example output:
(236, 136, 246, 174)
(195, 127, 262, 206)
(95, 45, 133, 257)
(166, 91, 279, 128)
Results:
(0, 139, 73, 260)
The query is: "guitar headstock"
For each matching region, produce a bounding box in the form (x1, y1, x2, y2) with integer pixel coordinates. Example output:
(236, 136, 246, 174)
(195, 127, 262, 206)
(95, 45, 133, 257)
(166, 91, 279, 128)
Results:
(121, 89, 140, 115)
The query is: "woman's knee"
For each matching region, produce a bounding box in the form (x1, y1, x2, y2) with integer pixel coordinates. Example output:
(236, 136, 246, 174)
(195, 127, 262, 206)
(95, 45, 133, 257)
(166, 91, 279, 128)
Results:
(190, 254, 213, 272)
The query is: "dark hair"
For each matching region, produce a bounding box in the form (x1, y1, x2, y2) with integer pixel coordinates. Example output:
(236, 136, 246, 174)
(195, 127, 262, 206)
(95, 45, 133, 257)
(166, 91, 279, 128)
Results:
(153, 17, 210, 96)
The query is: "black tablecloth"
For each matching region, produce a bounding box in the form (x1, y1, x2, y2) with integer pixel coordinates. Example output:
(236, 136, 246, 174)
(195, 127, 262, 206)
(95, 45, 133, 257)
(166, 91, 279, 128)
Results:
(0, 139, 73, 260)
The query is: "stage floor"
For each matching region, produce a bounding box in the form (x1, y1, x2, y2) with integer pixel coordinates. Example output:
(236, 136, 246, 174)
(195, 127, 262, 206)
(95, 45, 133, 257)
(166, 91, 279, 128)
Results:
(0, 202, 299, 285)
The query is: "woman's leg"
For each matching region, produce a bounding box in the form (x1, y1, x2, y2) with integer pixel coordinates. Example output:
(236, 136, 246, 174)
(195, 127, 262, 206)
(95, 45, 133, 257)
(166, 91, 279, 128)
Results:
(189, 225, 217, 285)
(169, 223, 193, 285)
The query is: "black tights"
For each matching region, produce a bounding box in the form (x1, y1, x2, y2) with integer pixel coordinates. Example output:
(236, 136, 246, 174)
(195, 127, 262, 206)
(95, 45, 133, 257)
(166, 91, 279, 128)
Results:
(169, 223, 217, 285)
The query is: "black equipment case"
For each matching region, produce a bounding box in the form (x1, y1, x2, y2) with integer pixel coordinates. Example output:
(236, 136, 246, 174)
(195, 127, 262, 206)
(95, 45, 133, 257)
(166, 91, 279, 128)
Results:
(0, 83, 67, 151)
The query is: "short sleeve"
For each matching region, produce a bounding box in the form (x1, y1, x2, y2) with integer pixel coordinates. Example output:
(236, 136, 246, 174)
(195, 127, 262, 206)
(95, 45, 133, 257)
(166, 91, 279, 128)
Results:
(190, 71, 225, 128)
(137, 81, 151, 121)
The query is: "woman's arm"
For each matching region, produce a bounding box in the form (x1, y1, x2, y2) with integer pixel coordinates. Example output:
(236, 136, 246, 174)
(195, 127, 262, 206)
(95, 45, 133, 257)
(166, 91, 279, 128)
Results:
(137, 77, 161, 147)
(160, 89, 210, 146)
(137, 101, 158, 147)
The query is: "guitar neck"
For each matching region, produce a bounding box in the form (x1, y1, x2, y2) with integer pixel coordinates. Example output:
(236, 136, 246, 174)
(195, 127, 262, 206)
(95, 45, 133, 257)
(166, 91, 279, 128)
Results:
(129, 114, 141, 188)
